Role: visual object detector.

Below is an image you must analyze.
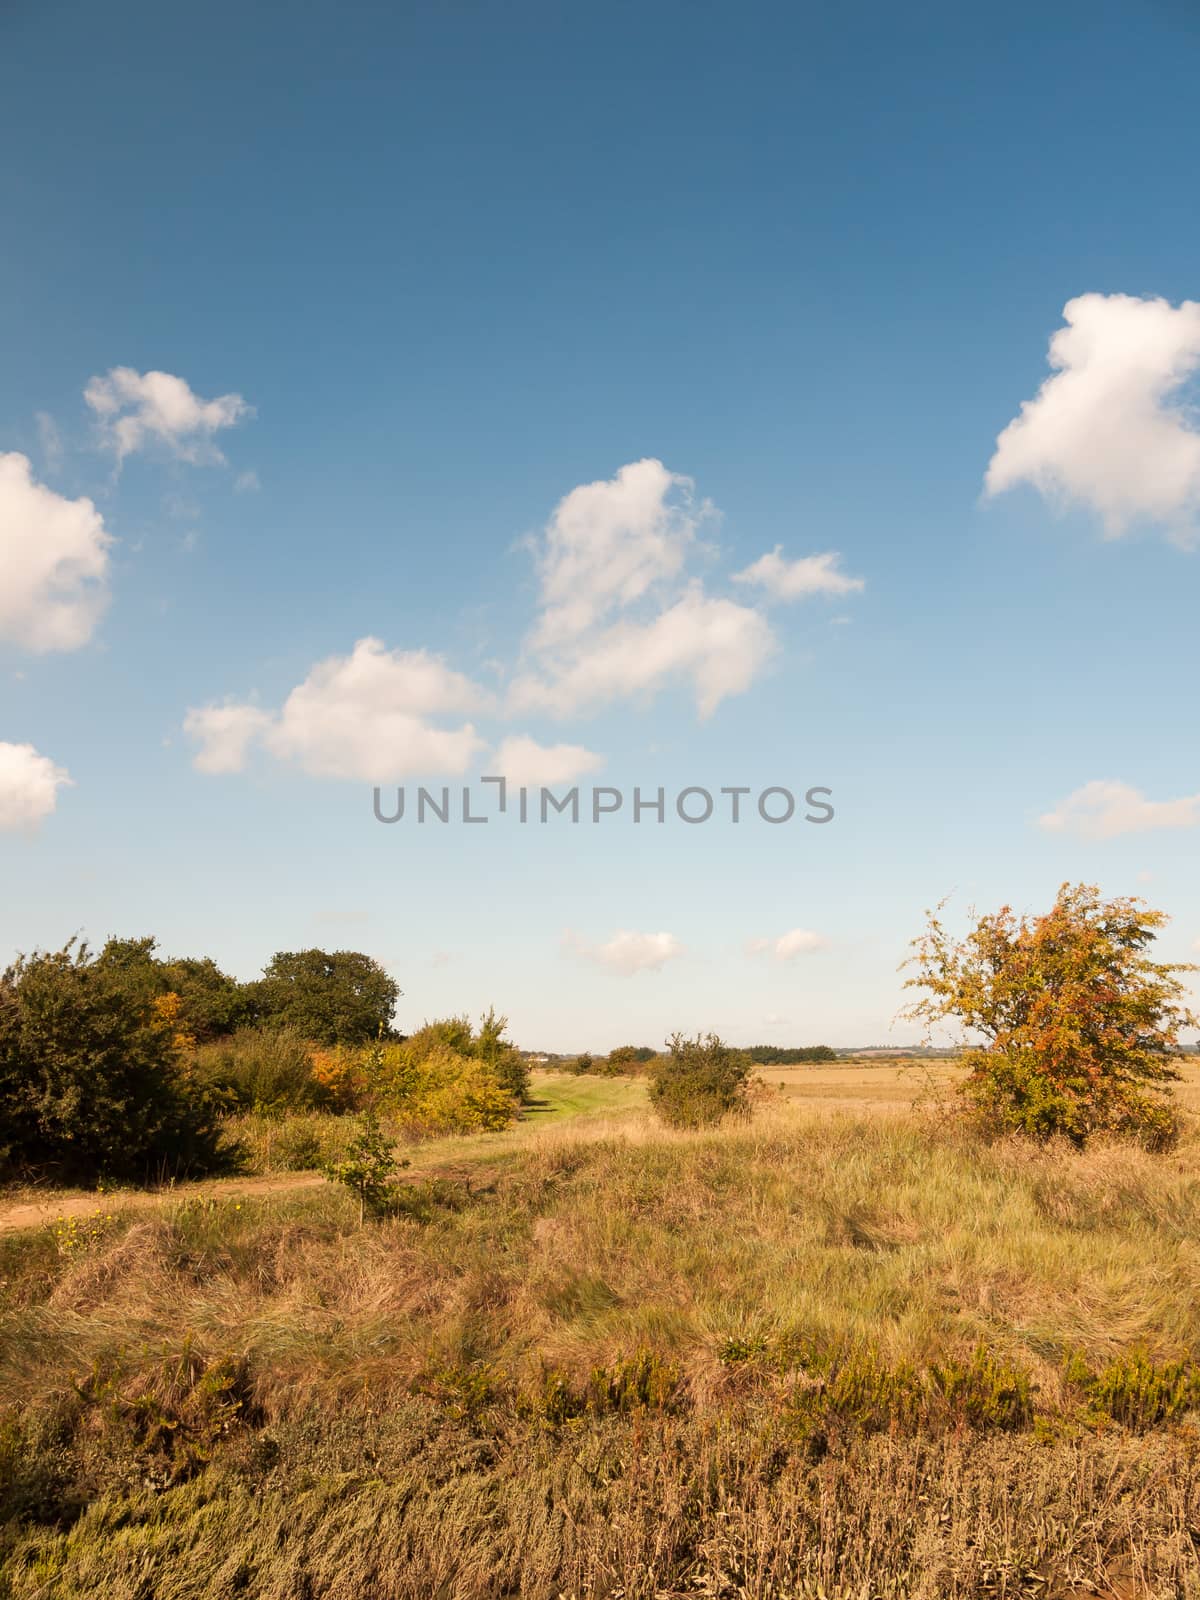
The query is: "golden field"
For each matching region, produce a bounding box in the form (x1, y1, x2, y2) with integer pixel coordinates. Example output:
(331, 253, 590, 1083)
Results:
(3, 1067, 1200, 1597)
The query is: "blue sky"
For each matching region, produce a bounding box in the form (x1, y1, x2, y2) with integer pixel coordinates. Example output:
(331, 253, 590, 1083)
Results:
(2, 0, 1198, 1050)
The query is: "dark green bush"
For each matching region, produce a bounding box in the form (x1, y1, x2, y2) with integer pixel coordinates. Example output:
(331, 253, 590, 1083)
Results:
(605, 1045, 657, 1074)
(0, 941, 227, 1184)
(95, 937, 251, 1042)
(190, 1026, 326, 1113)
(248, 949, 400, 1045)
(648, 1033, 752, 1129)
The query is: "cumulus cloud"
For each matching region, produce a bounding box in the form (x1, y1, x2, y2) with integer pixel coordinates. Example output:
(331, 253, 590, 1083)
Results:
(733, 547, 864, 601)
(85, 367, 252, 464)
(985, 293, 1200, 540)
(183, 703, 273, 775)
(184, 459, 863, 785)
(747, 928, 830, 961)
(0, 452, 111, 652)
(0, 741, 73, 829)
(1039, 780, 1200, 840)
(510, 459, 787, 719)
(491, 735, 604, 787)
(565, 928, 684, 976)
(512, 582, 775, 720)
(531, 458, 707, 647)
(185, 638, 488, 781)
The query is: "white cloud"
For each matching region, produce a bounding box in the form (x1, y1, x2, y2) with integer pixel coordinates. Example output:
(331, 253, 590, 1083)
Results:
(0, 452, 111, 652)
(0, 741, 72, 830)
(183, 703, 273, 775)
(748, 928, 830, 961)
(514, 458, 775, 720)
(512, 582, 775, 719)
(491, 735, 604, 787)
(234, 470, 260, 494)
(1039, 780, 1200, 840)
(85, 367, 252, 464)
(531, 458, 707, 647)
(186, 638, 488, 781)
(184, 460, 860, 786)
(733, 547, 864, 601)
(510, 461, 864, 721)
(565, 928, 684, 977)
(985, 293, 1200, 540)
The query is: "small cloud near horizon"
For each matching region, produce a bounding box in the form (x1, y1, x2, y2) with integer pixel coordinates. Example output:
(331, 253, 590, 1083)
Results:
(747, 928, 830, 962)
(563, 928, 684, 977)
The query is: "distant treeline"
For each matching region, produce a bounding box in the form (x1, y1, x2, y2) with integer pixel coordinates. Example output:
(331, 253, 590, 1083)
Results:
(568, 1043, 839, 1075)
(744, 1045, 838, 1064)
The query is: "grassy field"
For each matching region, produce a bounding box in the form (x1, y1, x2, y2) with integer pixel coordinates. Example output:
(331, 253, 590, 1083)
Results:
(773, 1057, 1200, 1113)
(3, 1071, 1200, 1596)
(0, 1069, 649, 1232)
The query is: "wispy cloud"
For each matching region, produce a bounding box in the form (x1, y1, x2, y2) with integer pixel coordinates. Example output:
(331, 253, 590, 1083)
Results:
(747, 928, 830, 961)
(85, 367, 252, 465)
(733, 547, 864, 601)
(35, 412, 64, 474)
(1039, 780, 1200, 839)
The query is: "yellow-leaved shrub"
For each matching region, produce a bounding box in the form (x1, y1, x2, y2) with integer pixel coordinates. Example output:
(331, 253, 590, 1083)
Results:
(365, 1039, 517, 1135)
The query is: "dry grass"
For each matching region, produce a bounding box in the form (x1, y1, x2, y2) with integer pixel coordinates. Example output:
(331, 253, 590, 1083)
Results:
(4, 1096, 1200, 1595)
(5, 1422, 1199, 1599)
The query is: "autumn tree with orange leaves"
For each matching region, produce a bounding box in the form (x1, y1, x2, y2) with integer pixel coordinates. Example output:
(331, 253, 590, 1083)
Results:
(904, 882, 1197, 1148)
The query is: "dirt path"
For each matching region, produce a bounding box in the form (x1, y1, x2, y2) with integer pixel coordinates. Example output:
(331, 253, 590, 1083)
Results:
(0, 1171, 327, 1234)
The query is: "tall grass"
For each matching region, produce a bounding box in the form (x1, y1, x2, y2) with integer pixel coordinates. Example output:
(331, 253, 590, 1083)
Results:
(4, 1105, 1200, 1596)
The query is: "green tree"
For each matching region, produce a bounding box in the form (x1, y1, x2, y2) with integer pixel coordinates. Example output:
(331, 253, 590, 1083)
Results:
(94, 937, 250, 1042)
(400, 1010, 529, 1101)
(0, 940, 227, 1183)
(903, 882, 1197, 1147)
(648, 1033, 752, 1129)
(609, 1044, 655, 1065)
(322, 1110, 407, 1223)
(475, 1007, 530, 1101)
(251, 949, 400, 1045)
(159, 957, 251, 1041)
